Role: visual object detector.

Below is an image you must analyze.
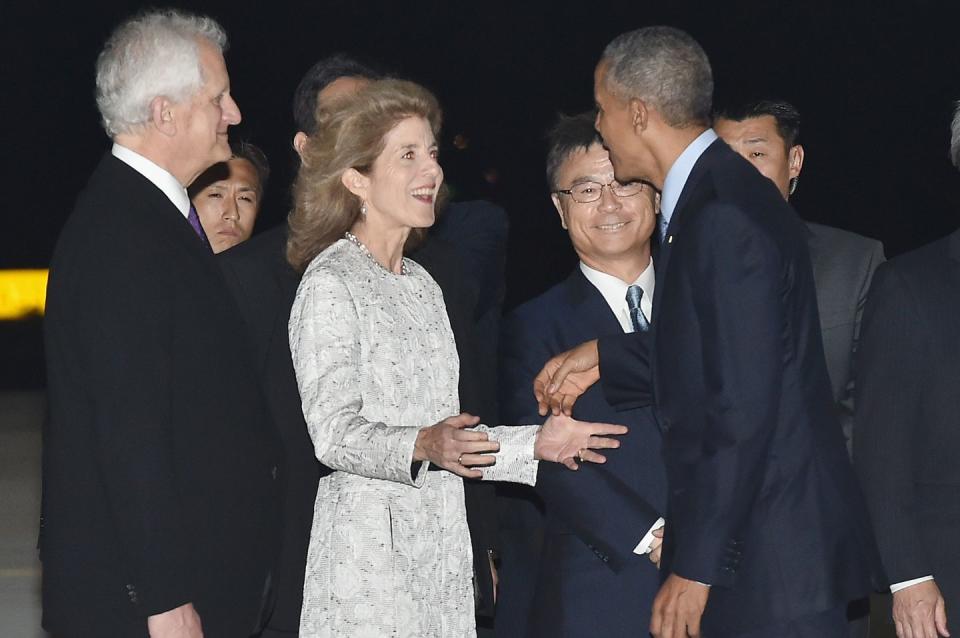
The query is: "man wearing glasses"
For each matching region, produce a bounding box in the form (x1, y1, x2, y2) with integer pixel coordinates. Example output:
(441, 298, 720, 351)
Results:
(497, 112, 665, 637)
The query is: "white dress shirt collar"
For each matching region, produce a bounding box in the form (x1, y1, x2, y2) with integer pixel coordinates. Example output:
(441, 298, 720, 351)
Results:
(111, 143, 191, 219)
(660, 128, 718, 229)
(580, 259, 655, 333)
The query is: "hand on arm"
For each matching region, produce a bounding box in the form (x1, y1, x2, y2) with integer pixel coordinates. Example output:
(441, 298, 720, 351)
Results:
(147, 602, 203, 637)
(892, 579, 950, 638)
(414, 413, 499, 479)
(533, 339, 600, 416)
(533, 412, 626, 469)
(650, 574, 710, 638)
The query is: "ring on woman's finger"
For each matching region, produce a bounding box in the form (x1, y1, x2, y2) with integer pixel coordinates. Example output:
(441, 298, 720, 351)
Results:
(576, 449, 585, 463)
(457, 453, 464, 465)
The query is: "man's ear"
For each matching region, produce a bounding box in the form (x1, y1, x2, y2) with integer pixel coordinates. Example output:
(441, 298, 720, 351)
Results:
(341, 167, 369, 200)
(788, 144, 805, 179)
(551, 193, 568, 230)
(629, 97, 648, 132)
(293, 132, 308, 162)
(151, 96, 176, 137)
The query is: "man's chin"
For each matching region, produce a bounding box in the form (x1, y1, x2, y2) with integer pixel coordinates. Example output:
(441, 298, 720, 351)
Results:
(609, 157, 642, 184)
(207, 146, 231, 167)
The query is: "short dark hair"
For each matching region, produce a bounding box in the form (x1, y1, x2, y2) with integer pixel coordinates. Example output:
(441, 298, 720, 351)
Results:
(229, 140, 270, 195)
(545, 112, 603, 190)
(714, 99, 801, 150)
(292, 53, 381, 136)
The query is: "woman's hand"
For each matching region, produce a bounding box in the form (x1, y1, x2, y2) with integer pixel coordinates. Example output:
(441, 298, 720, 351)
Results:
(534, 413, 627, 469)
(415, 413, 499, 478)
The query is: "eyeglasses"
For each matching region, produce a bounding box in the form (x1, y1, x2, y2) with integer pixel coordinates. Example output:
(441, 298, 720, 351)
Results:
(555, 180, 646, 204)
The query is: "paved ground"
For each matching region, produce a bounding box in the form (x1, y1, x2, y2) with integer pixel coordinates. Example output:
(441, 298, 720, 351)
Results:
(0, 391, 45, 637)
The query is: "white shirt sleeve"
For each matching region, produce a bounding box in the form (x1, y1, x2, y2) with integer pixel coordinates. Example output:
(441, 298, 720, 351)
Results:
(890, 575, 935, 593)
(633, 517, 666, 554)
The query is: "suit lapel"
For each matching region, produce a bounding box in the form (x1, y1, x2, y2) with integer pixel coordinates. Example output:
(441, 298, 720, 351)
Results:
(948, 227, 960, 266)
(563, 268, 625, 338)
(946, 228, 960, 292)
(108, 155, 216, 263)
(651, 140, 722, 325)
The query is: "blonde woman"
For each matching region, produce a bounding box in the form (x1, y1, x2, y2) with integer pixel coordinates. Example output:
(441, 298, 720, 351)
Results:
(287, 79, 625, 636)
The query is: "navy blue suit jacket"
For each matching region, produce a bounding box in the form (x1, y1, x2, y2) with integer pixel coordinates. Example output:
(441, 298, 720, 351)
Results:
(500, 267, 667, 637)
(598, 140, 880, 634)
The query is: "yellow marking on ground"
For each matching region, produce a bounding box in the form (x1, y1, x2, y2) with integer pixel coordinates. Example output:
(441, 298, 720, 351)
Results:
(0, 270, 48, 320)
(0, 567, 41, 577)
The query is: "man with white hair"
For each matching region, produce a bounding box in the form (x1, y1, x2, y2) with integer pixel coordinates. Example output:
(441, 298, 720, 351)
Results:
(42, 9, 280, 637)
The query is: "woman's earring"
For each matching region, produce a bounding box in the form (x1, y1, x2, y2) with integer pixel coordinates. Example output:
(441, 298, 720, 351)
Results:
(789, 177, 799, 197)
(360, 201, 368, 216)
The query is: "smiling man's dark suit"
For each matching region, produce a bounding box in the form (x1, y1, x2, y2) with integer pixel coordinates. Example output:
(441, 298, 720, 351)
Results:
(599, 138, 880, 635)
(43, 154, 282, 637)
(501, 267, 666, 637)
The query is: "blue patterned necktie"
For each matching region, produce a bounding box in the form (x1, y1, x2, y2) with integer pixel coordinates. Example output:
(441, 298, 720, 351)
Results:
(626, 285, 650, 333)
(187, 205, 210, 248)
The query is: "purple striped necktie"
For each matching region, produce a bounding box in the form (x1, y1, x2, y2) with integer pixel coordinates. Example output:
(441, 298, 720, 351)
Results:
(187, 205, 210, 248)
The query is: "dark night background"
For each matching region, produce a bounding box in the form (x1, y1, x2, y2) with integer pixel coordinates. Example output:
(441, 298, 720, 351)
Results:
(3, 0, 960, 389)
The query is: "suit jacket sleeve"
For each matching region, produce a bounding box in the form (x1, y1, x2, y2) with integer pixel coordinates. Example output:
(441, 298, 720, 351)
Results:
(853, 263, 932, 583)
(75, 243, 192, 615)
(500, 311, 661, 571)
(288, 266, 427, 485)
(597, 331, 653, 411)
(669, 204, 787, 584)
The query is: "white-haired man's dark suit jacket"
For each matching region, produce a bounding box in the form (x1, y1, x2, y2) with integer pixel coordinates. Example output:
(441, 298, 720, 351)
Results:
(855, 227, 960, 621)
(42, 154, 282, 637)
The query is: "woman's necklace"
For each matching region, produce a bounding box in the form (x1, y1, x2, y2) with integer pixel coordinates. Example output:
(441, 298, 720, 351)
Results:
(344, 231, 408, 275)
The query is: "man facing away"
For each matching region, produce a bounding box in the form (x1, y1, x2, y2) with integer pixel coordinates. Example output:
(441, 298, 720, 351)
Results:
(536, 26, 880, 637)
(498, 112, 667, 637)
(713, 100, 885, 458)
(42, 9, 280, 638)
(853, 103, 960, 638)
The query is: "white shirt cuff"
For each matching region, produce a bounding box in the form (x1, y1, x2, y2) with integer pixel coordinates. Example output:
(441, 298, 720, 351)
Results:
(633, 517, 666, 554)
(890, 575, 934, 593)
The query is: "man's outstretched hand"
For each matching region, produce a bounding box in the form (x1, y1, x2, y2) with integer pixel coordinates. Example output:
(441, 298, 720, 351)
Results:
(534, 339, 600, 416)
